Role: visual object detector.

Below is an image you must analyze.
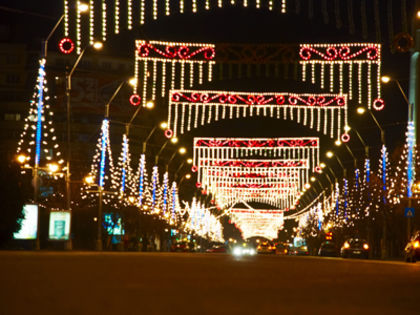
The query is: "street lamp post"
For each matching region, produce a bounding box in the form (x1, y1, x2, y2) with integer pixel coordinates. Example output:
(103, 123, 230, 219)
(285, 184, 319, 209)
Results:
(382, 75, 416, 241)
(166, 147, 187, 172)
(65, 41, 102, 249)
(155, 137, 179, 165)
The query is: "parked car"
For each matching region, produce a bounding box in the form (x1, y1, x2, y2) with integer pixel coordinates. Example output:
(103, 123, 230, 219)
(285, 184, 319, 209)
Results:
(318, 241, 338, 257)
(404, 230, 420, 263)
(206, 243, 228, 253)
(257, 241, 276, 254)
(340, 238, 369, 259)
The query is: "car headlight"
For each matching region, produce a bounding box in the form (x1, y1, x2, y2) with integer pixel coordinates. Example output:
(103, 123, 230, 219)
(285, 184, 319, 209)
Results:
(414, 241, 420, 249)
(250, 249, 256, 255)
(233, 247, 242, 256)
(343, 242, 350, 249)
(363, 243, 369, 250)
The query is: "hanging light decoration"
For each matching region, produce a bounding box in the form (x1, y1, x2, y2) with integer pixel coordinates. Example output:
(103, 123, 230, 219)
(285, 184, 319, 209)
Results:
(168, 90, 348, 141)
(299, 43, 384, 111)
(64, 0, 288, 53)
(133, 40, 216, 107)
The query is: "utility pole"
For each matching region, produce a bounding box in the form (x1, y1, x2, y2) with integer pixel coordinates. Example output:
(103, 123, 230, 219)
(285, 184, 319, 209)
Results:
(407, 2, 420, 240)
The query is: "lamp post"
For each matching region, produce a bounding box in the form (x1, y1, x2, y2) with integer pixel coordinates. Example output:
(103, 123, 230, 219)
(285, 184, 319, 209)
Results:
(155, 137, 179, 165)
(166, 147, 187, 172)
(326, 151, 346, 178)
(65, 42, 103, 210)
(175, 158, 193, 180)
(142, 122, 167, 153)
(382, 75, 416, 241)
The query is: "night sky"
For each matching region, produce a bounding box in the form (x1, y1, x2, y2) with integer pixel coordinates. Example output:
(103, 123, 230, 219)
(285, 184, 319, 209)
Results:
(1, 0, 415, 203)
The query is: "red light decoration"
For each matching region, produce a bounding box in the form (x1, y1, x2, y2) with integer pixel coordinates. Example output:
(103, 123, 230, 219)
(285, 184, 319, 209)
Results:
(372, 98, 385, 111)
(129, 94, 141, 106)
(164, 129, 173, 138)
(137, 41, 215, 61)
(59, 37, 75, 54)
(315, 166, 322, 173)
(195, 138, 319, 148)
(199, 160, 308, 168)
(133, 39, 215, 107)
(169, 90, 348, 139)
(299, 43, 383, 112)
(299, 44, 379, 61)
(191, 165, 198, 172)
(341, 133, 351, 143)
(196, 182, 201, 188)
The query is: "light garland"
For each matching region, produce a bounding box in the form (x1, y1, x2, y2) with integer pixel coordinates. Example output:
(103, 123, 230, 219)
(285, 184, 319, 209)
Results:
(81, 119, 119, 204)
(193, 137, 320, 210)
(229, 208, 284, 240)
(183, 198, 224, 242)
(133, 40, 215, 107)
(115, 134, 136, 203)
(64, 0, 288, 53)
(16, 58, 64, 170)
(299, 43, 384, 111)
(135, 154, 148, 206)
(168, 90, 348, 140)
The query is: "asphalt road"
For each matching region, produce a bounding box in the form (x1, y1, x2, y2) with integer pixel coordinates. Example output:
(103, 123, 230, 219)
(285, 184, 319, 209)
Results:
(1, 251, 419, 315)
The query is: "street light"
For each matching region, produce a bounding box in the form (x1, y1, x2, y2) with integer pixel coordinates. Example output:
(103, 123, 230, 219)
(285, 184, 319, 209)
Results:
(174, 158, 193, 180)
(381, 75, 414, 240)
(141, 122, 168, 153)
(326, 151, 346, 177)
(65, 41, 103, 242)
(83, 175, 117, 251)
(166, 147, 187, 172)
(155, 137, 179, 165)
(78, 2, 90, 13)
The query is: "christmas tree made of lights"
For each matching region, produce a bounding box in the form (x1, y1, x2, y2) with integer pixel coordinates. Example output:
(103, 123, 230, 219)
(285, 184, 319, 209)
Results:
(16, 58, 64, 170)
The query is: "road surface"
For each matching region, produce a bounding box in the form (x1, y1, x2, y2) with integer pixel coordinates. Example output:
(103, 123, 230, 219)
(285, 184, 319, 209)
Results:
(1, 251, 419, 314)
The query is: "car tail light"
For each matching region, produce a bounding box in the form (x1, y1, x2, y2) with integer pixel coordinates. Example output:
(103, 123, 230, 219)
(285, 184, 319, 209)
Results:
(414, 241, 420, 248)
(363, 243, 369, 250)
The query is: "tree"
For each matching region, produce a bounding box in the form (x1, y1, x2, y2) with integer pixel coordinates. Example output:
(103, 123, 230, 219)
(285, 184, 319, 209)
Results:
(0, 159, 28, 247)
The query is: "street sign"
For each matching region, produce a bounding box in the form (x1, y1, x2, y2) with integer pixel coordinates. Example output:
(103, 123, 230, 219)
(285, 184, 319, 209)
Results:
(405, 207, 415, 218)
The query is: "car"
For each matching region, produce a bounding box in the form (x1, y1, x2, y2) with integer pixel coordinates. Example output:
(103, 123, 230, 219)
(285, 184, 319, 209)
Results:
(290, 245, 309, 256)
(404, 231, 420, 263)
(340, 238, 369, 259)
(276, 242, 291, 255)
(206, 243, 228, 253)
(170, 241, 192, 252)
(318, 241, 338, 257)
(232, 243, 257, 256)
(257, 241, 276, 254)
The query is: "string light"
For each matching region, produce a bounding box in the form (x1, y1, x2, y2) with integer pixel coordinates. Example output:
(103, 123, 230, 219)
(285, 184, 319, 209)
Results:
(168, 90, 348, 140)
(64, 1, 288, 46)
(115, 0, 120, 34)
(89, 0, 94, 45)
(134, 40, 215, 106)
(193, 137, 320, 210)
(16, 59, 64, 171)
(299, 43, 384, 111)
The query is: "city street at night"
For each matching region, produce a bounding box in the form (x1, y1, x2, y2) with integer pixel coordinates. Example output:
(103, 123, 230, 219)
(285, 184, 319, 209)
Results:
(2, 1, 420, 314)
(1, 251, 419, 314)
